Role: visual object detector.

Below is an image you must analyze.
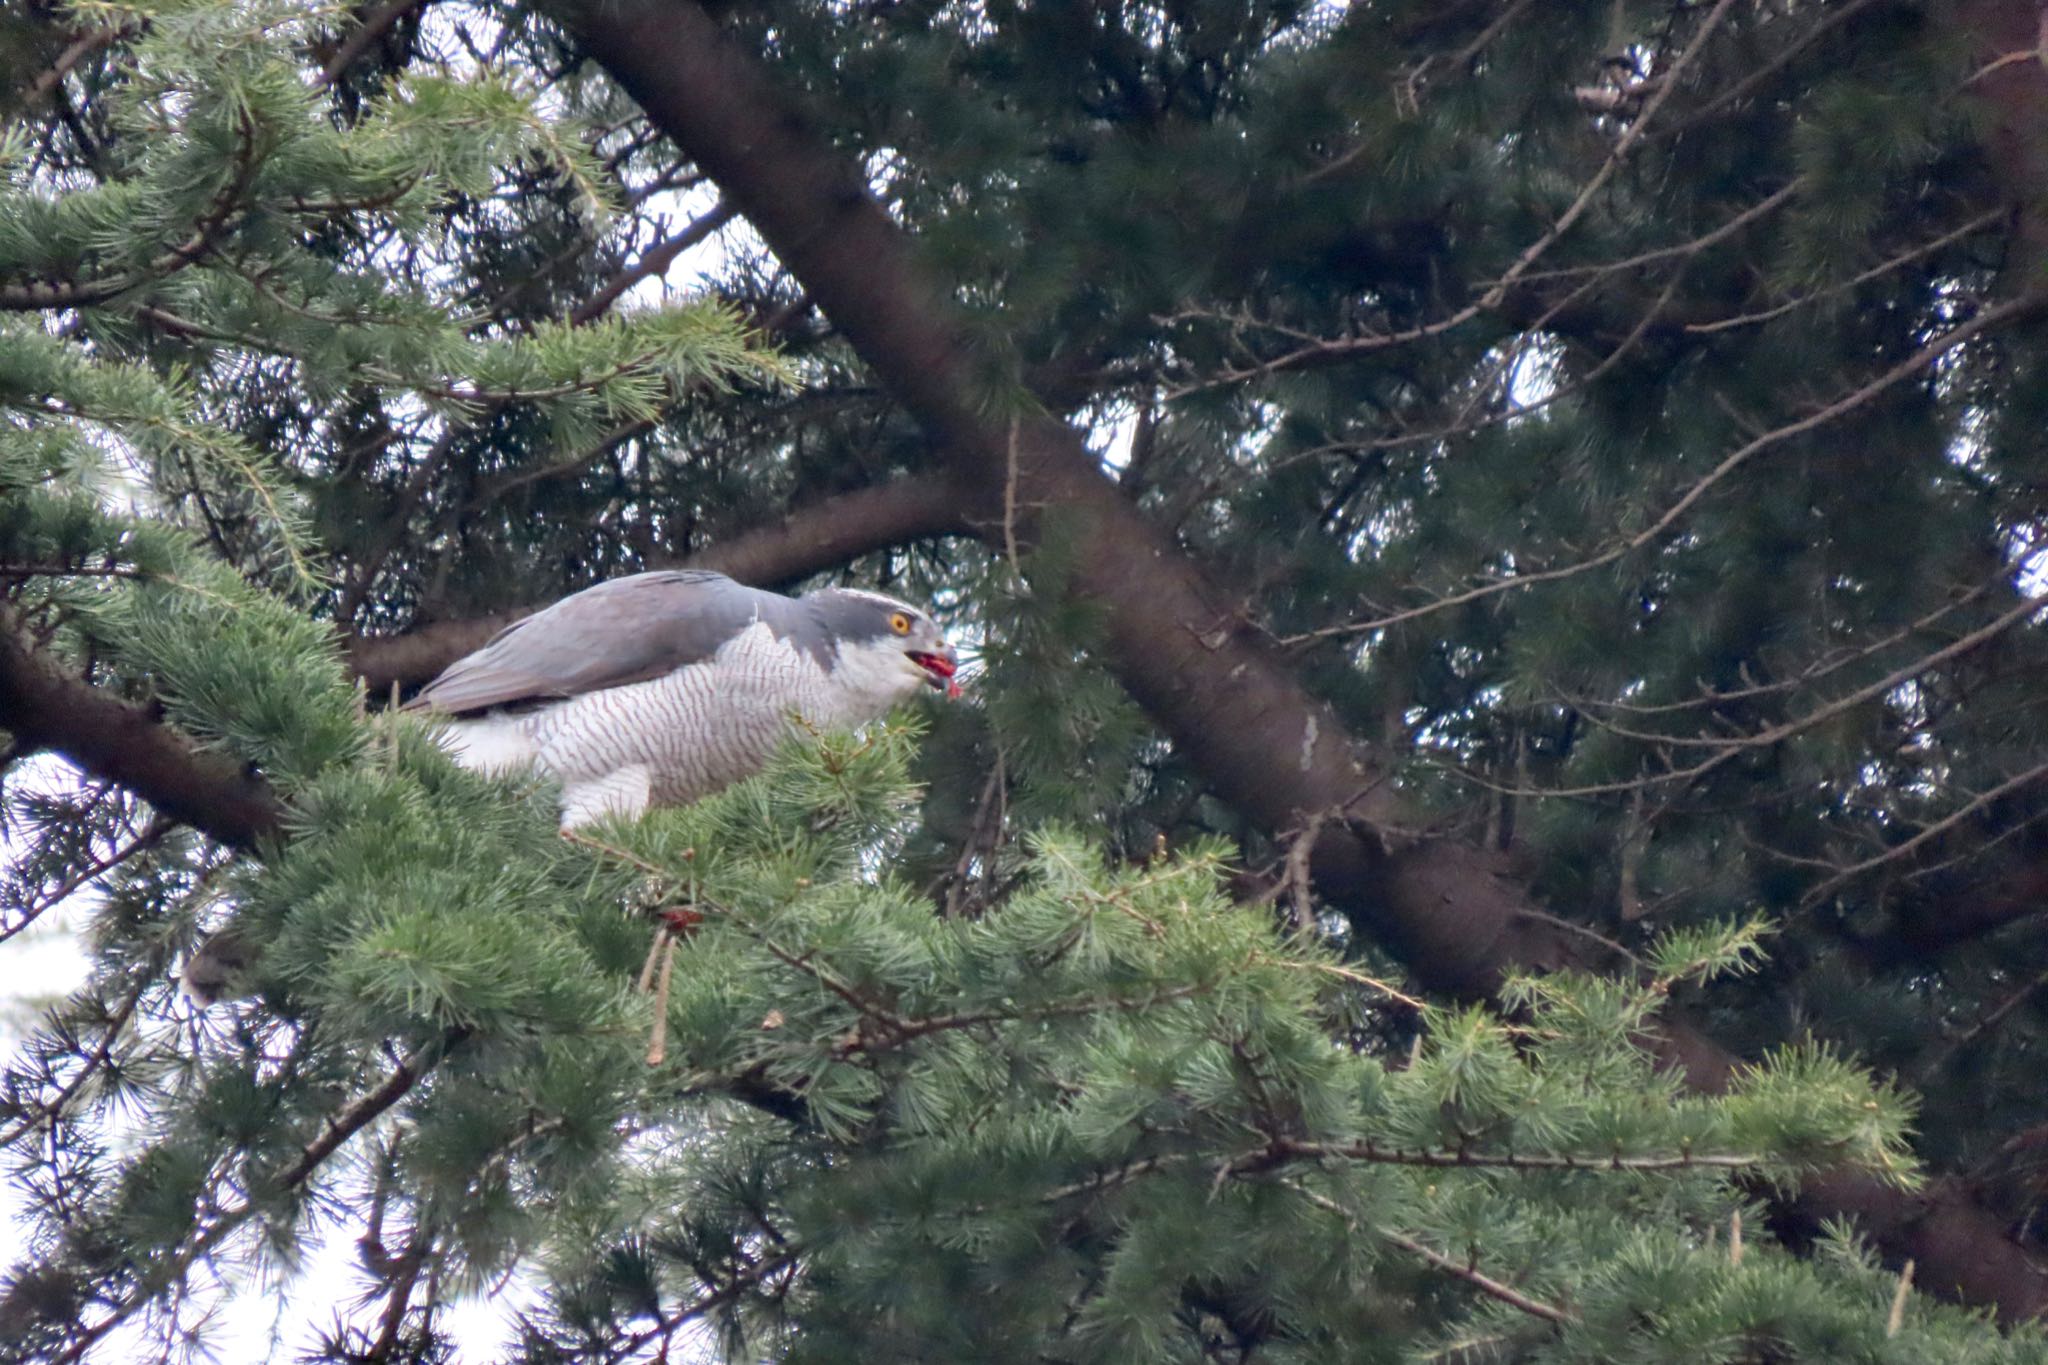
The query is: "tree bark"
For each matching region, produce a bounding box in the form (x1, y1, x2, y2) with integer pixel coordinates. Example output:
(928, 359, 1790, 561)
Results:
(0, 602, 281, 850)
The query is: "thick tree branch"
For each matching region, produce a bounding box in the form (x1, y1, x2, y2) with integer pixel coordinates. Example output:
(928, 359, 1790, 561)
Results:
(0, 602, 282, 850)
(552, 0, 2048, 1320)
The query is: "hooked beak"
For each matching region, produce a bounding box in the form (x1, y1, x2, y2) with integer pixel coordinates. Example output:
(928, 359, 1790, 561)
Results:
(909, 645, 962, 699)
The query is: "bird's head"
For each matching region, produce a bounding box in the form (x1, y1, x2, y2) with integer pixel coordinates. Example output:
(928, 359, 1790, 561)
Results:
(810, 588, 961, 700)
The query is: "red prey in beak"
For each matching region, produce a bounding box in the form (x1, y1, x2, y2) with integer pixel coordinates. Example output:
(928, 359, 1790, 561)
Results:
(910, 647, 962, 699)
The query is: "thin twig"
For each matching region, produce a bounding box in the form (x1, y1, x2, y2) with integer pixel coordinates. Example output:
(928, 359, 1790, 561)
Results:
(1305, 0, 1540, 184)
(1687, 209, 2006, 335)
(0, 142, 255, 311)
(1479, 0, 1742, 312)
(1375, 1222, 1576, 1325)
(1275, 1174, 1576, 1326)
(1887, 1258, 1916, 1337)
(569, 201, 737, 324)
(561, 827, 669, 877)
(276, 1030, 464, 1190)
(0, 977, 147, 1147)
(1286, 289, 2048, 642)
(637, 924, 671, 994)
(604, 1248, 802, 1360)
(22, 25, 130, 106)
(1657, 0, 1889, 140)
(1508, 178, 1804, 288)
(319, 0, 428, 87)
(1274, 956, 1428, 1012)
(49, 1031, 460, 1363)
(1803, 759, 2048, 904)
(1, 817, 167, 947)
(646, 933, 678, 1066)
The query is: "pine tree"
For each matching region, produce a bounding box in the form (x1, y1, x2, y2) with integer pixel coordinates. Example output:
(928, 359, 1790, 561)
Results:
(9, 0, 2048, 1359)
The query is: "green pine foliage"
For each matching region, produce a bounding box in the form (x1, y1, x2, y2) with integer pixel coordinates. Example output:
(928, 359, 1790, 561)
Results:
(335, 727, 1964, 1365)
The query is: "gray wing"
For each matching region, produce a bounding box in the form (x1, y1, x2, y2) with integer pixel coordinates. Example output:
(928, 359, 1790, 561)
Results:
(405, 571, 807, 715)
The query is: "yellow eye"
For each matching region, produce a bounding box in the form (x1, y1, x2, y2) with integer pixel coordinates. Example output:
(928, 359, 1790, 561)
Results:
(889, 612, 913, 635)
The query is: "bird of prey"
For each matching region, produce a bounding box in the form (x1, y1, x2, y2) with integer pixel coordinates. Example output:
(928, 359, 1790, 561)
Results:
(404, 570, 960, 829)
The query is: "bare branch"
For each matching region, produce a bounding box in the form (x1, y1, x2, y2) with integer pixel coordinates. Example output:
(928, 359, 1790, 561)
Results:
(275, 1030, 463, 1190)
(1446, 586, 2048, 803)
(1686, 208, 2008, 335)
(569, 200, 737, 325)
(1478, 0, 1741, 311)
(1375, 1223, 1576, 1326)
(21, 25, 131, 107)
(1804, 757, 2048, 906)
(319, 0, 429, 88)
(608, 1248, 801, 1359)
(1278, 1174, 1575, 1326)
(0, 976, 147, 1148)
(1286, 289, 2048, 642)
(1, 817, 166, 947)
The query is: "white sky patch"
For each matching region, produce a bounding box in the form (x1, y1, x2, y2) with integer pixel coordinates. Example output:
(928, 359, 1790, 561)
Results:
(2006, 524, 2048, 602)
(1504, 334, 1565, 414)
(1089, 396, 1143, 476)
(0, 755, 96, 1027)
(1947, 402, 1990, 475)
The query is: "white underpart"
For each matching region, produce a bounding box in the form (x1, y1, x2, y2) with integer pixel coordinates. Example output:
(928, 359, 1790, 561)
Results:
(439, 712, 542, 776)
(435, 622, 932, 829)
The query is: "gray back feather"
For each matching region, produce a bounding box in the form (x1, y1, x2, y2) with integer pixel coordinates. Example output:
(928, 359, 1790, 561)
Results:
(406, 571, 838, 715)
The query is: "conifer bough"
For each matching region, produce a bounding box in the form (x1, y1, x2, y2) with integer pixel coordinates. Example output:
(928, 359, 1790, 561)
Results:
(555, 0, 2048, 1325)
